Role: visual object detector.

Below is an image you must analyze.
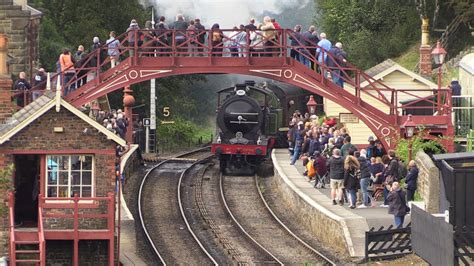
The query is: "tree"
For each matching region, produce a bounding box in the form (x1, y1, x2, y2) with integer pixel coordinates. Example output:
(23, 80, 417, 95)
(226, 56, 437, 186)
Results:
(30, 0, 150, 70)
(315, 0, 421, 69)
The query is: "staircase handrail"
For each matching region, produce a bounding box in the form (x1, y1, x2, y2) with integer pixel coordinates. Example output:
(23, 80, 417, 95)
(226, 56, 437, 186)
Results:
(8, 192, 15, 265)
(38, 194, 45, 265)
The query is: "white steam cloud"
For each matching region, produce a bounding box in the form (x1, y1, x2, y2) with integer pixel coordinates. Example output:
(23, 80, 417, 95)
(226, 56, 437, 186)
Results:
(142, 0, 310, 28)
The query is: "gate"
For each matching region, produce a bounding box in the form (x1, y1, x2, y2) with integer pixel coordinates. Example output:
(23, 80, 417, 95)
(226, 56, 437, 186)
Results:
(365, 223, 412, 261)
(454, 226, 474, 265)
(434, 153, 474, 228)
(412, 204, 454, 265)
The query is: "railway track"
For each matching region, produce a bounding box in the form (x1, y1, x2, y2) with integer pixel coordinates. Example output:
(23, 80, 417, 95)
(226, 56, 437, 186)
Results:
(137, 147, 217, 265)
(194, 164, 276, 264)
(220, 173, 336, 265)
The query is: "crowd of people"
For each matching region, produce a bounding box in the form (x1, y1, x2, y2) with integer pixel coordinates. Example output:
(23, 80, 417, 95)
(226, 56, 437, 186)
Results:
(91, 108, 130, 140)
(287, 110, 418, 227)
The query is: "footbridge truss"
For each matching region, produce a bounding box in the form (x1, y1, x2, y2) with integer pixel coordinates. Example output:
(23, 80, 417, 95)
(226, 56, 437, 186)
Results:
(39, 29, 453, 151)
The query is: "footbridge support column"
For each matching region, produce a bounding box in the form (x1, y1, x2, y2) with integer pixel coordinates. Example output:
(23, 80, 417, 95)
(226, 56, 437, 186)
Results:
(123, 86, 135, 144)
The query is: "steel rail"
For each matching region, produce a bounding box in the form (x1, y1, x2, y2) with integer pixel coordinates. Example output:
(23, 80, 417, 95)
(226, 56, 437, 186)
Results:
(137, 146, 211, 265)
(177, 154, 218, 265)
(219, 173, 283, 265)
(255, 175, 336, 265)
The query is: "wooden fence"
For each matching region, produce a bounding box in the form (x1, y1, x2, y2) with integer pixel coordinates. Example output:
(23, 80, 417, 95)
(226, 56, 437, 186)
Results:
(365, 223, 412, 261)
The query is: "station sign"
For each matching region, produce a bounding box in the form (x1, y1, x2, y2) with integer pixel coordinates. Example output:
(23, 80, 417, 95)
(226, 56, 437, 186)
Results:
(339, 113, 359, 124)
(143, 118, 151, 127)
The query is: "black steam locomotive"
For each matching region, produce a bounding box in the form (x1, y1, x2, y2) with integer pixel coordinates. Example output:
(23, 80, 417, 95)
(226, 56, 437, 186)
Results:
(211, 82, 274, 174)
(211, 80, 322, 174)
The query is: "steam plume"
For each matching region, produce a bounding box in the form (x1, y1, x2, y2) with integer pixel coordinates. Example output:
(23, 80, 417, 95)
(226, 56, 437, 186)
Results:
(142, 0, 310, 28)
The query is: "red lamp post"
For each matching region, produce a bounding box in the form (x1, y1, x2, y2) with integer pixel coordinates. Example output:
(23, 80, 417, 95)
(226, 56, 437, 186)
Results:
(306, 95, 317, 115)
(402, 114, 416, 162)
(431, 41, 447, 115)
(90, 101, 100, 119)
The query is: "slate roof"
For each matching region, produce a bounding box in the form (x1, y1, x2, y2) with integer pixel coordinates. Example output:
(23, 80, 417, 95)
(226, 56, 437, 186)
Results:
(0, 92, 54, 135)
(460, 53, 474, 75)
(365, 59, 397, 78)
(0, 91, 126, 146)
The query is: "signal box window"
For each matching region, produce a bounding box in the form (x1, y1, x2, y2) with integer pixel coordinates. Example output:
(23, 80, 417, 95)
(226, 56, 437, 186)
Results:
(46, 155, 94, 198)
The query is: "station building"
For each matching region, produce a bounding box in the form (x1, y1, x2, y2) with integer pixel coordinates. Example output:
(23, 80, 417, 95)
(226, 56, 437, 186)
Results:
(0, 35, 125, 265)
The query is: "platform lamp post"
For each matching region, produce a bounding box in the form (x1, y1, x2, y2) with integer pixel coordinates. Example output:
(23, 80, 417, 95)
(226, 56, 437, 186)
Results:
(402, 114, 416, 162)
(306, 95, 317, 115)
(90, 101, 100, 119)
(431, 41, 447, 115)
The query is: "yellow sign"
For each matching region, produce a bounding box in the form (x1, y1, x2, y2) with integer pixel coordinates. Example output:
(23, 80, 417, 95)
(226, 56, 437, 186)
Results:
(161, 121, 175, 125)
(339, 113, 359, 124)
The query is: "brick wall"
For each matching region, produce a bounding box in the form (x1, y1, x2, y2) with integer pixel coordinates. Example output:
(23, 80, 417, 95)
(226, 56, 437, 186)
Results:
(415, 150, 440, 213)
(0, 0, 41, 76)
(0, 78, 14, 124)
(419, 45, 433, 77)
(45, 240, 110, 265)
(0, 106, 118, 257)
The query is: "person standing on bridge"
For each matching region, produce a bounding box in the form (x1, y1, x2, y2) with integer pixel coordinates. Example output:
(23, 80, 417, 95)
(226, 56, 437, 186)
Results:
(194, 18, 206, 56)
(261, 16, 276, 57)
(59, 49, 76, 96)
(88, 37, 102, 82)
(74, 45, 88, 87)
(107, 31, 120, 68)
(299, 26, 318, 68)
(289, 25, 302, 61)
(327, 42, 347, 88)
(32, 68, 46, 100)
(169, 14, 189, 56)
(13, 71, 31, 107)
(316, 33, 332, 76)
(235, 25, 248, 58)
(187, 20, 198, 57)
(244, 18, 257, 31)
(155, 16, 169, 56)
(211, 23, 224, 57)
(127, 19, 141, 57)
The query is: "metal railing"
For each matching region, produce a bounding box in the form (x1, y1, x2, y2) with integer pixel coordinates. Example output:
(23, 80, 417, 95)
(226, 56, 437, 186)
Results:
(39, 193, 115, 232)
(24, 29, 449, 114)
(452, 95, 474, 137)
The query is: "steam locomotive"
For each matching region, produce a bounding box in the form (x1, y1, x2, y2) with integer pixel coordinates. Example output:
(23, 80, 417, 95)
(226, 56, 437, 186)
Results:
(211, 82, 273, 174)
(211, 81, 322, 174)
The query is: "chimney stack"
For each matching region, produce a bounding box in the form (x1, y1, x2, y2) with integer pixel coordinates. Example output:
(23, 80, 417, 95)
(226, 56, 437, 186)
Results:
(0, 34, 15, 124)
(419, 18, 432, 77)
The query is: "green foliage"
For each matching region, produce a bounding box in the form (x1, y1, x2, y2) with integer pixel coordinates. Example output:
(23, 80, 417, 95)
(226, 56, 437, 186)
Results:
(30, 0, 150, 70)
(0, 164, 14, 215)
(395, 129, 446, 163)
(156, 118, 213, 152)
(394, 43, 421, 71)
(315, 0, 421, 69)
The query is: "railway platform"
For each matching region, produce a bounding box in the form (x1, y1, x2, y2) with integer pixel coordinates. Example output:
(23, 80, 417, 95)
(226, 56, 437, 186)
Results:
(272, 148, 411, 258)
(119, 145, 147, 266)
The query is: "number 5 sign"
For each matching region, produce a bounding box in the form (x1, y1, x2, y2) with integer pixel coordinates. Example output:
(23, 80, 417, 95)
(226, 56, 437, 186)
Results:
(163, 107, 170, 117)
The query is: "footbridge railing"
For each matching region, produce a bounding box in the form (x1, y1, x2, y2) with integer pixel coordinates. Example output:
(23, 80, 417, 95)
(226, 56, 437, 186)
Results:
(28, 29, 451, 117)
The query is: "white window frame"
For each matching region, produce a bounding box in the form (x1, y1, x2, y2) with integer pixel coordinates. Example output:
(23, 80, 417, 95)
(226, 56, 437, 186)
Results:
(45, 155, 95, 202)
